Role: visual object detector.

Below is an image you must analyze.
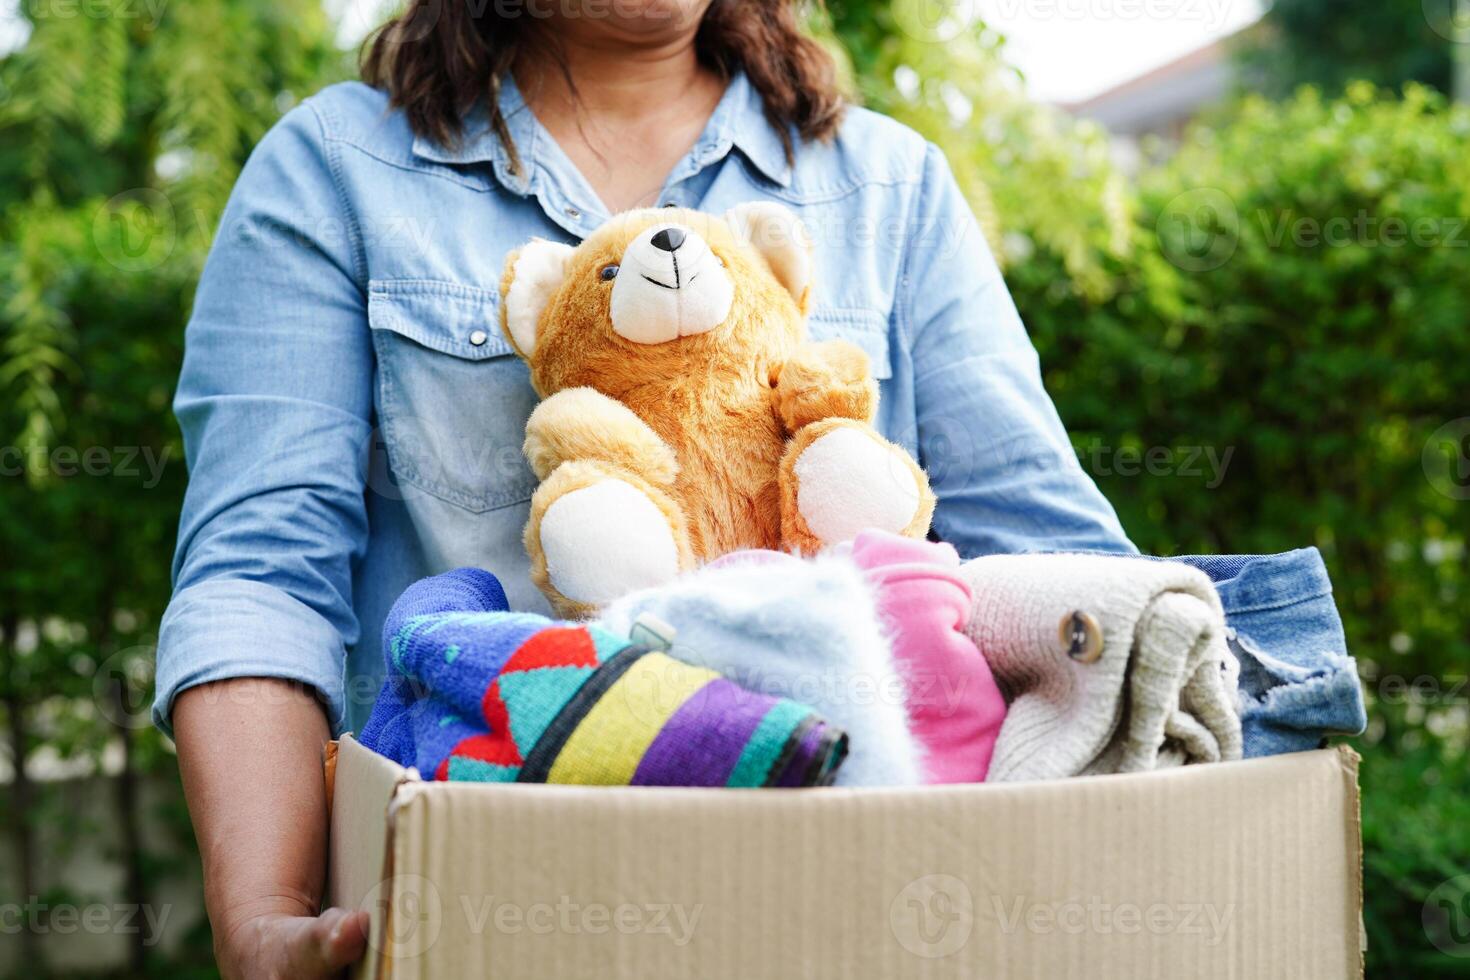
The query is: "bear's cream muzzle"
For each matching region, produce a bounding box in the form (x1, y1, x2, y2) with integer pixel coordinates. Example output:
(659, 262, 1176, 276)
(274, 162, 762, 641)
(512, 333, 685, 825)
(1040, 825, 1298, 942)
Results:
(609, 224, 735, 345)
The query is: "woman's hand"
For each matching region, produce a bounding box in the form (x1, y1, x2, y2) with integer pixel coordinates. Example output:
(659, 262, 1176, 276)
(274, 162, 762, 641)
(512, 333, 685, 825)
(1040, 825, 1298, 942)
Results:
(215, 908, 369, 980)
(173, 677, 362, 980)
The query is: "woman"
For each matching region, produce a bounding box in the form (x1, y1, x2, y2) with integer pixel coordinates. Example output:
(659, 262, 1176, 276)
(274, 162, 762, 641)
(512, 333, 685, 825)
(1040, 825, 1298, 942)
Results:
(159, 1, 1132, 975)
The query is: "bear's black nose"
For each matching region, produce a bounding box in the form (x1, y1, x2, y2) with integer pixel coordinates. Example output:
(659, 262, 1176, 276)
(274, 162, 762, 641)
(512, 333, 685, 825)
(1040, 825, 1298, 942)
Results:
(650, 227, 686, 252)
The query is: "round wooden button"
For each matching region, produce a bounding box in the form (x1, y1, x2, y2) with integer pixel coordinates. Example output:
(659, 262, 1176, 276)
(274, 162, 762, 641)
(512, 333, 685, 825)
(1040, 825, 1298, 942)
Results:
(1059, 610, 1104, 663)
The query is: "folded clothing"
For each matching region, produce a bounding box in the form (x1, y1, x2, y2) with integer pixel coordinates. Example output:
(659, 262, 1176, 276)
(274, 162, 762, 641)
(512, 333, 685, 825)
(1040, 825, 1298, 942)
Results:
(958, 554, 1242, 782)
(600, 552, 925, 787)
(358, 568, 847, 787)
(1170, 550, 1366, 757)
(845, 530, 1006, 784)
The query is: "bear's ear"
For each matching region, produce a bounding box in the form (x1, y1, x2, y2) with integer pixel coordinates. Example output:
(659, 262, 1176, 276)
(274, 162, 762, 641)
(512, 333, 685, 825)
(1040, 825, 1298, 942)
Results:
(500, 239, 575, 358)
(724, 202, 813, 313)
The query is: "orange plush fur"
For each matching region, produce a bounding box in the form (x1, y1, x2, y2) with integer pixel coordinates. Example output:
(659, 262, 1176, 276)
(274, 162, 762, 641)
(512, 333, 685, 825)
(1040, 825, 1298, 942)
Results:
(500, 207, 934, 617)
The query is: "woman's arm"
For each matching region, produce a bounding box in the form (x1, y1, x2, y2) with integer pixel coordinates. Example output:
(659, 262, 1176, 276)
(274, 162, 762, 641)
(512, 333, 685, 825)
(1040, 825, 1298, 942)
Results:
(154, 99, 374, 977)
(903, 143, 1136, 557)
(174, 679, 367, 979)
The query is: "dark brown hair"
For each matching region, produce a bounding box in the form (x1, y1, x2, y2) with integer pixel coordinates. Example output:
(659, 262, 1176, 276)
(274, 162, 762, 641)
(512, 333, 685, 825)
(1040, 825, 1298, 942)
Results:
(360, 0, 844, 174)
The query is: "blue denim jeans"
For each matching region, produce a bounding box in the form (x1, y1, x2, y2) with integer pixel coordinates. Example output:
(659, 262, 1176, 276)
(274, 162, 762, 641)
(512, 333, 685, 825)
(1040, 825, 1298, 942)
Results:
(1169, 549, 1367, 758)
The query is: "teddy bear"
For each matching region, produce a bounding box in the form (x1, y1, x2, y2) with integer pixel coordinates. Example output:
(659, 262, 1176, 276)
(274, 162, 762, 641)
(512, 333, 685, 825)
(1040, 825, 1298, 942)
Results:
(498, 203, 935, 618)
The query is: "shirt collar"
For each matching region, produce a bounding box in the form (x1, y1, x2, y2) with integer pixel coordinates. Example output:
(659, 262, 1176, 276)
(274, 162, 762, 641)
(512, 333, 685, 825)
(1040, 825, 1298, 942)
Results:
(410, 77, 536, 194)
(717, 71, 794, 188)
(410, 70, 792, 191)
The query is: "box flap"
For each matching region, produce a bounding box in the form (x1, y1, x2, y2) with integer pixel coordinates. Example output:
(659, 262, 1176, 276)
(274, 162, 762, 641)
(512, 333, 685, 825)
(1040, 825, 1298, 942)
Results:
(339, 746, 1360, 979)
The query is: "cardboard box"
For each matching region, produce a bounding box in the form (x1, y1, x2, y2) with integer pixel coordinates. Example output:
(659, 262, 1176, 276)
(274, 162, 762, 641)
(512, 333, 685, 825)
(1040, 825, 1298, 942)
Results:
(326, 733, 1363, 979)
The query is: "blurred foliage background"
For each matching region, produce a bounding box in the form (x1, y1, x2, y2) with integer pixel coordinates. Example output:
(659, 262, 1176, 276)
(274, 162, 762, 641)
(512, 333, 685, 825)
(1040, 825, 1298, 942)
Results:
(0, 0, 1466, 976)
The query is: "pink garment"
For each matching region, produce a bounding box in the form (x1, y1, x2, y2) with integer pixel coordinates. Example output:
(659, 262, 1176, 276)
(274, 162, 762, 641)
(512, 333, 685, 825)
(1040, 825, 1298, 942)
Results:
(848, 531, 1006, 784)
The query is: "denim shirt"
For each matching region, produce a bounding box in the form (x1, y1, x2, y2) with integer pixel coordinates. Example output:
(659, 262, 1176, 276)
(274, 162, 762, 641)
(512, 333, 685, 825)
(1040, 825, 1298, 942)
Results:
(152, 73, 1134, 735)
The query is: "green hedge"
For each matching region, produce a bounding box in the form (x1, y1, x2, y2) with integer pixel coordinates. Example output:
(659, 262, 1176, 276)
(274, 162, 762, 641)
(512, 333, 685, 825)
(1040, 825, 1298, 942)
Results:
(1006, 83, 1470, 976)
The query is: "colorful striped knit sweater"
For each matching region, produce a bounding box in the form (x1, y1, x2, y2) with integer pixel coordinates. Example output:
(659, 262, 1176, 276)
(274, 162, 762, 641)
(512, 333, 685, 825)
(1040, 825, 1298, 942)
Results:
(358, 568, 847, 788)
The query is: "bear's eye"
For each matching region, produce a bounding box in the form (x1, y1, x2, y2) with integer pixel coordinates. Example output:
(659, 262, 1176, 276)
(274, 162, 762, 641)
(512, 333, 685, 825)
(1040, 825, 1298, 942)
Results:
(599, 264, 620, 282)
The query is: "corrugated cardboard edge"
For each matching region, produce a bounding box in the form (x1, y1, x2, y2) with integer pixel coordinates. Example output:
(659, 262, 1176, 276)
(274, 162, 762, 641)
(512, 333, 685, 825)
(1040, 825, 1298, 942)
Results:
(327, 735, 423, 980)
(324, 739, 339, 815)
(1333, 744, 1366, 977)
(381, 780, 440, 980)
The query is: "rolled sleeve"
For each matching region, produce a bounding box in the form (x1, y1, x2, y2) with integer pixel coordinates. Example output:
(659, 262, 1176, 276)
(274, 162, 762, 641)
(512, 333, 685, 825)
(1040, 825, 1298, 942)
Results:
(152, 579, 349, 736)
(154, 100, 372, 735)
(903, 144, 1135, 558)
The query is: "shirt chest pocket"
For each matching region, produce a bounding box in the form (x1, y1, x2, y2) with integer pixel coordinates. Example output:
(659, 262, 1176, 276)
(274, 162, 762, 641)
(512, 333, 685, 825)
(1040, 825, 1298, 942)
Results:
(368, 279, 540, 513)
(806, 307, 894, 381)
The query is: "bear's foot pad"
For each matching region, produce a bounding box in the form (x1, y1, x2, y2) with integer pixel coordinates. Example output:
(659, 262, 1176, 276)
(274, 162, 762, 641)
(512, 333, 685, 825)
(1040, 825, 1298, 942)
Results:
(539, 478, 682, 606)
(792, 424, 923, 544)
